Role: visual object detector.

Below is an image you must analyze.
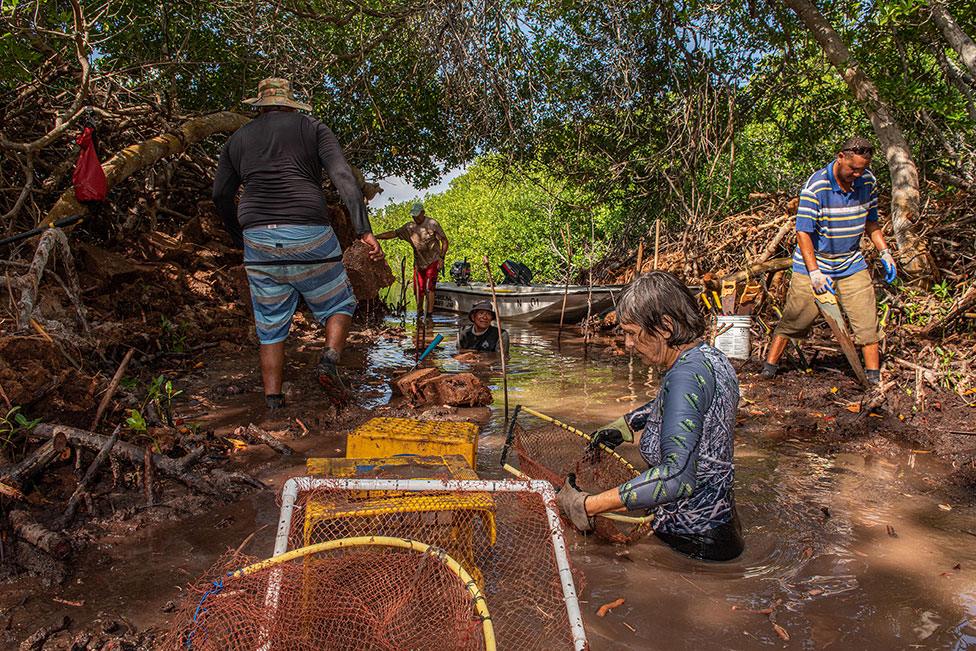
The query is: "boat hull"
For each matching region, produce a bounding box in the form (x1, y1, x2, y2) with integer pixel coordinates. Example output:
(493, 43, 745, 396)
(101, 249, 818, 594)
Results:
(432, 282, 622, 323)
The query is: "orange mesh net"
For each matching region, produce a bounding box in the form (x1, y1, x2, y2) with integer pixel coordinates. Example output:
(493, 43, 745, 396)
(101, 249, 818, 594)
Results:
(503, 407, 652, 544)
(163, 480, 586, 651)
(161, 543, 488, 650)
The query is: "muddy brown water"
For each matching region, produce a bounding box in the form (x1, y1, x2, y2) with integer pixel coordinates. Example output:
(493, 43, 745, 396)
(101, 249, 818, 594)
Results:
(7, 314, 975, 649)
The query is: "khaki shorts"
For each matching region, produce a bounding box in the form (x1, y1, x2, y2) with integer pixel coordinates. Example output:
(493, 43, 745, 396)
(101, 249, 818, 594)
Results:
(772, 269, 880, 345)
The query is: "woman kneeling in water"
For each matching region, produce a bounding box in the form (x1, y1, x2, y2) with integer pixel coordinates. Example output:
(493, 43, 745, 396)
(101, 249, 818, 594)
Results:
(557, 272, 744, 561)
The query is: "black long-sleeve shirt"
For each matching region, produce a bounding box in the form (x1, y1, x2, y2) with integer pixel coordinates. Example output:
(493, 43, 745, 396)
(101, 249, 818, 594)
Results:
(212, 111, 370, 246)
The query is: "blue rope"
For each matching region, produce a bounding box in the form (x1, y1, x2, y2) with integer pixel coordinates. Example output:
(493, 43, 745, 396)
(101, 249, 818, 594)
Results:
(183, 576, 227, 649)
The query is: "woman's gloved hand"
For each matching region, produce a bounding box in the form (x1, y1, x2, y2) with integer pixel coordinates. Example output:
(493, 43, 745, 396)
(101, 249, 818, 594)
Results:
(556, 475, 594, 532)
(587, 416, 633, 452)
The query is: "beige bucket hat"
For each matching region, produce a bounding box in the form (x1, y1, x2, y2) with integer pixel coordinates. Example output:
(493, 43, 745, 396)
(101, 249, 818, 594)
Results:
(243, 78, 312, 112)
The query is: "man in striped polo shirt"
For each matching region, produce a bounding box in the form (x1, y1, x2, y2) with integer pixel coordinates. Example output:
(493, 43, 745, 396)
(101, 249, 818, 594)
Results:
(762, 137, 897, 385)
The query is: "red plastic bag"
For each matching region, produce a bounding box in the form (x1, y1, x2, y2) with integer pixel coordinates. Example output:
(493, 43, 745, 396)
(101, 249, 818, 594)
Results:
(72, 127, 107, 202)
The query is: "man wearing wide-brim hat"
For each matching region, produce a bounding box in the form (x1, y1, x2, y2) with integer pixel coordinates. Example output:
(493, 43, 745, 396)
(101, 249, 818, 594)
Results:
(457, 300, 509, 355)
(213, 77, 384, 410)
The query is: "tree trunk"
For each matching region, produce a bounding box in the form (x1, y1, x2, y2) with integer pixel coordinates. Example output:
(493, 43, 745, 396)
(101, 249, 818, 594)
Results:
(782, 0, 934, 279)
(42, 111, 251, 224)
(929, 1, 976, 78)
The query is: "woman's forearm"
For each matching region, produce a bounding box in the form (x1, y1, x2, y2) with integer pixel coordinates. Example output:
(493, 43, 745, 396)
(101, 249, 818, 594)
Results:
(585, 487, 625, 516)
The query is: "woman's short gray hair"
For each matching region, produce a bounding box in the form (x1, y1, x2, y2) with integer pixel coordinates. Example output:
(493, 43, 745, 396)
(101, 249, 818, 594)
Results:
(616, 271, 704, 346)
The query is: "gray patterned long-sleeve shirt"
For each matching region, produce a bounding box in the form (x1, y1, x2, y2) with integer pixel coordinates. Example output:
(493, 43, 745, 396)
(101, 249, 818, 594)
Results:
(618, 343, 739, 536)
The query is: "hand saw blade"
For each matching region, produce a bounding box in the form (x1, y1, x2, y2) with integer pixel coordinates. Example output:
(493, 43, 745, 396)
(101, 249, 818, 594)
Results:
(720, 279, 737, 315)
(815, 291, 869, 386)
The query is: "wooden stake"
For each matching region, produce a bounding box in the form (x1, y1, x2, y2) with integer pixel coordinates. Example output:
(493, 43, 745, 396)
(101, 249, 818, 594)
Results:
(557, 225, 572, 343)
(635, 240, 644, 278)
(482, 255, 509, 423)
(653, 218, 661, 270)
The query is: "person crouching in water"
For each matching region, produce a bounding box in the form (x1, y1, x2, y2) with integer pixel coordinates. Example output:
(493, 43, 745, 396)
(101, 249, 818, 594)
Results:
(556, 272, 744, 561)
(458, 301, 509, 355)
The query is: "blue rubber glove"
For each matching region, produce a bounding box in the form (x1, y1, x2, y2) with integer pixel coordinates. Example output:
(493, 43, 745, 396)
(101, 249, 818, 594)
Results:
(879, 250, 897, 284)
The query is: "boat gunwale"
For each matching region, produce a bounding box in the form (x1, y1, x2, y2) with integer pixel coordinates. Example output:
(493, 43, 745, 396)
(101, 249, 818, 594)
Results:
(436, 283, 624, 298)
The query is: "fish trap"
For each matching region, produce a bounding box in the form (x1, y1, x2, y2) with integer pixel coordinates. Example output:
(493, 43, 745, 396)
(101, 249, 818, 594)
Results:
(164, 478, 587, 651)
(501, 405, 653, 544)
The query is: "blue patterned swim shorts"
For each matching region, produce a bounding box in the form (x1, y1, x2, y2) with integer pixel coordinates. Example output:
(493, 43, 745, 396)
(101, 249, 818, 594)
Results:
(243, 224, 357, 344)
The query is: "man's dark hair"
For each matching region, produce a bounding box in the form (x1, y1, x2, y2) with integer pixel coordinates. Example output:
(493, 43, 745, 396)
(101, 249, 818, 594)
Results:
(616, 271, 704, 346)
(838, 136, 874, 155)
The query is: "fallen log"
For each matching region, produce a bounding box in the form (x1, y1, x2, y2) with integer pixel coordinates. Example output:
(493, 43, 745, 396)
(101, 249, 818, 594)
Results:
(32, 423, 260, 495)
(9, 510, 71, 557)
(0, 431, 67, 490)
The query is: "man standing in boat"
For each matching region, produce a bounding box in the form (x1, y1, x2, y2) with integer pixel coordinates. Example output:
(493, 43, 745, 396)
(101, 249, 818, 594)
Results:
(376, 202, 449, 319)
(458, 301, 510, 355)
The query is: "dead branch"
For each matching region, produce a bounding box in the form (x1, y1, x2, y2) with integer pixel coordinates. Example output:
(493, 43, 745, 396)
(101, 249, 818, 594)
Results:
(235, 423, 295, 456)
(721, 257, 792, 283)
(9, 510, 71, 557)
(15, 227, 88, 332)
(32, 423, 262, 495)
(91, 348, 136, 430)
(60, 425, 121, 526)
(0, 431, 68, 490)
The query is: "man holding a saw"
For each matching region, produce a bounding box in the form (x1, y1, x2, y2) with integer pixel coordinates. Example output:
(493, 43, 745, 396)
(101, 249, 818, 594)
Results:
(762, 137, 897, 385)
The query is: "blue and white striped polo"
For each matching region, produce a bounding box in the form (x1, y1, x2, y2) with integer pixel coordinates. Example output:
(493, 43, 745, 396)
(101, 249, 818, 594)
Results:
(791, 161, 878, 279)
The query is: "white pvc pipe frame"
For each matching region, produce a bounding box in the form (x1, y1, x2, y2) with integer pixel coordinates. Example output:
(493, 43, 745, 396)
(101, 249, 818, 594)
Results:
(275, 476, 589, 651)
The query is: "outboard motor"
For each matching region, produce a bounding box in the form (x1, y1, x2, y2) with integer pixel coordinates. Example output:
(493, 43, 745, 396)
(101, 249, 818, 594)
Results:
(450, 259, 472, 285)
(500, 260, 533, 285)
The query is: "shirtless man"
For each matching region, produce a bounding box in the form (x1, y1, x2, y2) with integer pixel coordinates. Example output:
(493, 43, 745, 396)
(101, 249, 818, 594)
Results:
(376, 202, 449, 318)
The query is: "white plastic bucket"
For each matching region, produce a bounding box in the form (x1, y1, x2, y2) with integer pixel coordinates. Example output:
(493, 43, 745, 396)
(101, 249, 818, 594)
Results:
(714, 315, 752, 360)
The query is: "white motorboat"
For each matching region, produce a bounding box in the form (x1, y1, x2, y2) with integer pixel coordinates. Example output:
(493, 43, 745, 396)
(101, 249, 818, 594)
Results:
(432, 282, 623, 322)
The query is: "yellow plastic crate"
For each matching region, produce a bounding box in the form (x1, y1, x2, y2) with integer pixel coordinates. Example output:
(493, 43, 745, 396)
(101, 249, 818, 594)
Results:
(345, 418, 479, 469)
(300, 455, 495, 586)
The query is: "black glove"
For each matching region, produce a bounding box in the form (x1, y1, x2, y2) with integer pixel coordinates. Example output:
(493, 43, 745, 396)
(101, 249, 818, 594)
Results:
(588, 428, 625, 451)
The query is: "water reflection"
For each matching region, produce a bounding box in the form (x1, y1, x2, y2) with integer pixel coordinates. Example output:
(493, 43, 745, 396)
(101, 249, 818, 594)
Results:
(356, 311, 976, 650)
